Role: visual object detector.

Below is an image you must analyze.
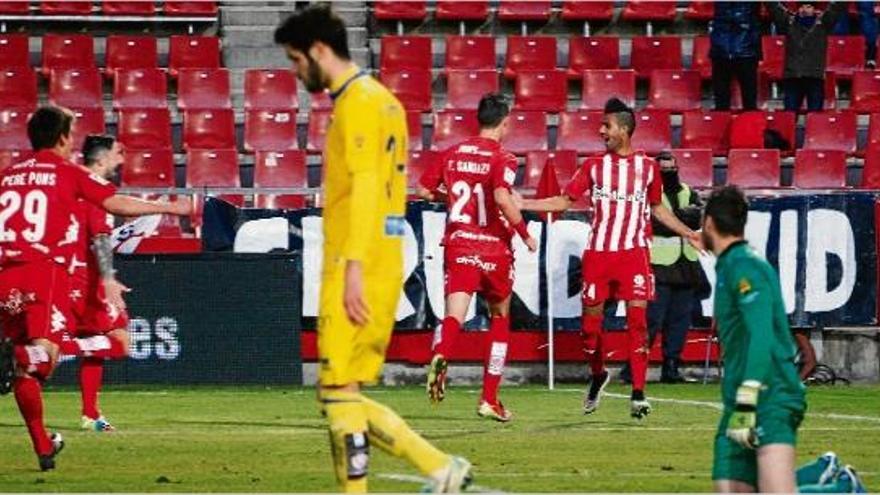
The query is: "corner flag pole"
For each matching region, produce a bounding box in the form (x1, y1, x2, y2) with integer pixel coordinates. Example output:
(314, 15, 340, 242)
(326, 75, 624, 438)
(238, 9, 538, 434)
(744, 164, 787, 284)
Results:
(546, 212, 555, 390)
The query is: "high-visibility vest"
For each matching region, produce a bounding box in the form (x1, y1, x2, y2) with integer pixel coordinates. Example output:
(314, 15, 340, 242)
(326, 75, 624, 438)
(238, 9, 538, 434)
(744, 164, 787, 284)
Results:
(650, 184, 699, 266)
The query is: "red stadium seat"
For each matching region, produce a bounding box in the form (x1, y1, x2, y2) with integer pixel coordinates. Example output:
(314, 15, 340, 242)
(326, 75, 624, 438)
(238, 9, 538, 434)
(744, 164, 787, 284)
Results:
(306, 109, 332, 153)
(804, 111, 857, 155)
(408, 150, 441, 190)
(182, 109, 235, 150)
(0, 34, 29, 68)
(630, 36, 682, 78)
(245, 109, 298, 153)
(504, 36, 556, 79)
(41, 1, 91, 15)
(794, 149, 847, 188)
(117, 108, 172, 150)
(41, 34, 94, 73)
(826, 35, 865, 79)
(851, 70, 880, 113)
(373, 0, 426, 21)
(445, 35, 495, 72)
(105, 35, 158, 74)
(163, 1, 218, 16)
(632, 110, 672, 155)
(121, 148, 175, 187)
(0, 109, 31, 150)
(445, 70, 499, 110)
(244, 69, 298, 110)
(568, 36, 620, 77)
(0, 150, 33, 170)
(557, 110, 604, 155)
(113, 68, 167, 109)
(381, 36, 432, 72)
(102, 1, 155, 15)
(647, 69, 702, 111)
(621, 1, 676, 21)
(561, 1, 614, 21)
(523, 150, 578, 190)
(432, 110, 479, 151)
(680, 111, 732, 156)
(70, 107, 105, 151)
(669, 149, 713, 188)
(581, 70, 636, 110)
(407, 111, 423, 151)
(861, 145, 880, 188)
(684, 1, 715, 21)
(254, 150, 309, 209)
(177, 68, 231, 110)
(763, 111, 796, 154)
(436, 1, 488, 21)
(0, 68, 37, 110)
(0, 2, 30, 14)
(48, 67, 101, 109)
(758, 35, 785, 81)
(309, 90, 332, 110)
(380, 69, 432, 112)
(497, 1, 552, 21)
(727, 149, 781, 188)
(168, 36, 220, 76)
(691, 36, 712, 79)
(862, 114, 880, 157)
(514, 70, 567, 112)
(501, 110, 548, 154)
(186, 149, 243, 206)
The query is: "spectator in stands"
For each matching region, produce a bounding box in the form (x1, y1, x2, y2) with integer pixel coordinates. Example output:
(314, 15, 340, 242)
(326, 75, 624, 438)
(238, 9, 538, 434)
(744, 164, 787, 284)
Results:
(621, 152, 704, 384)
(710, 2, 762, 111)
(772, 1, 847, 112)
(833, 1, 878, 69)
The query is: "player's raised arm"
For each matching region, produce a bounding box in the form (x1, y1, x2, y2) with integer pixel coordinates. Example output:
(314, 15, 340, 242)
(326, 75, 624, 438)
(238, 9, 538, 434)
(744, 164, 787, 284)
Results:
(102, 195, 192, 218)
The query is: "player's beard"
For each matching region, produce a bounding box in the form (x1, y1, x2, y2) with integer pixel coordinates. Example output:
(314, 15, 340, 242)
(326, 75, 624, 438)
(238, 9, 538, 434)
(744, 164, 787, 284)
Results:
(303, 54, 329, 93)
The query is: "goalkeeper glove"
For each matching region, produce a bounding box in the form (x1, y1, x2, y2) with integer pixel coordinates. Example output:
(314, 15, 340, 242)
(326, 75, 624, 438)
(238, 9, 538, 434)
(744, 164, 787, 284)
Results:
(726, 380, 761, 449)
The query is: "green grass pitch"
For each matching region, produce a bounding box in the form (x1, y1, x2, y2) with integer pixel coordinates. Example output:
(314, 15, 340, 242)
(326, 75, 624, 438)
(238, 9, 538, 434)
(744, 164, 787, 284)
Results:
(0, 384, 877, 492)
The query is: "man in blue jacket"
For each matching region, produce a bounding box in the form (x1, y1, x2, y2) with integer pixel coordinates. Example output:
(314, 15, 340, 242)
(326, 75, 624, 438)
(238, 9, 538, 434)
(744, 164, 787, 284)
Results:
(710, 2, 761, 111)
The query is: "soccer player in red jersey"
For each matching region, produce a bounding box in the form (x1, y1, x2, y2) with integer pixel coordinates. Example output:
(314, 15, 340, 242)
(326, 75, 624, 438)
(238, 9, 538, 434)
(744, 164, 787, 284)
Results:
(0, 107, 191, 470)
(418, 94, 537, 422)
(518, 98, 703, 419)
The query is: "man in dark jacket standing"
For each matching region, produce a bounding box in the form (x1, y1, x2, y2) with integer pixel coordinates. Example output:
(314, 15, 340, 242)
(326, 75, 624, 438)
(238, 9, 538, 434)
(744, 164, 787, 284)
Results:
(710, 2, 761, 111)
(772, 1, 846, 112)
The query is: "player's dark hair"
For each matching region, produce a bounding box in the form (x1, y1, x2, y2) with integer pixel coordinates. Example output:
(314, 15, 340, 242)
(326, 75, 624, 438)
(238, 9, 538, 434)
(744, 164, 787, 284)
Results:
(477, 93, 510, 129)
(604, 97, 636, 137)
(705, 186, 749, 237)
(27, 106, 74, 151)
(82, 134, 116, 166)
(274, 3, 350, 60)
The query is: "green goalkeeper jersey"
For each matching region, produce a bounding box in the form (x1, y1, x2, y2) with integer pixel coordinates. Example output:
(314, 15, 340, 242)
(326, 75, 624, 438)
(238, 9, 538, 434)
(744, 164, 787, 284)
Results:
(713, 241, 805, 412)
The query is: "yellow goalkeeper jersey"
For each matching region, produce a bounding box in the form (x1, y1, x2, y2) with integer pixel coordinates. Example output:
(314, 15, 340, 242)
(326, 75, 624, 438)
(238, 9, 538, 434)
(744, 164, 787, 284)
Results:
(321, 65, 408, 279)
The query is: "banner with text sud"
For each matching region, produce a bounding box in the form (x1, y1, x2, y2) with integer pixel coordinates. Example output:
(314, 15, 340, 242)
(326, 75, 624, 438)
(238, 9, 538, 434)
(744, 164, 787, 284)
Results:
(202, 192, 878, 330)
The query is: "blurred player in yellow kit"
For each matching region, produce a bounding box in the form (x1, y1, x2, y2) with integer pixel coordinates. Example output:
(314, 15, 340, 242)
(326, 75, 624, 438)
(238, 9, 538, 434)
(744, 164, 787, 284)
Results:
(275, 5, 472, 493)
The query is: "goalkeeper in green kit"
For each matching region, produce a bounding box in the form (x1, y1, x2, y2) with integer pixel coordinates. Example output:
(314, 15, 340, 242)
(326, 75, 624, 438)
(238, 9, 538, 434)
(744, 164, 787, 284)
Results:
(702, 187, 866, 493)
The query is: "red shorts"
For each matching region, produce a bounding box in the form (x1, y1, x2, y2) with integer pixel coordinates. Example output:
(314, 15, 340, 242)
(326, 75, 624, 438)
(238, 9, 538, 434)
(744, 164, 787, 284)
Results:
(582, 248, 654, 306)
(444, 246, 514, 304)
(0, 260, 70, 344)
(69, 277, 130, 336)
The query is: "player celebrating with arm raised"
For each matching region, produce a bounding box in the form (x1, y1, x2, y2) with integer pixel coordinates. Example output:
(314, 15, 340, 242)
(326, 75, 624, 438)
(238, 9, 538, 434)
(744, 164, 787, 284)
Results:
(518, 98, 702, 419)
(418, 93, 537, 422)
(702, 186, 806, 493)
(275, 5, 471, 492)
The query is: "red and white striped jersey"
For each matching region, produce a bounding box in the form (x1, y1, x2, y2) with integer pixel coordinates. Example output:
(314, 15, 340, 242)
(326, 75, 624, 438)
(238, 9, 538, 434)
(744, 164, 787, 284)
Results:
(564, 152, 662, 252)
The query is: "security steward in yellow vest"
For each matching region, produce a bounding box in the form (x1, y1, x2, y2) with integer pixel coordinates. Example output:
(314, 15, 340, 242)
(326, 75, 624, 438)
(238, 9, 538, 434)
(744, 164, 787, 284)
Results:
(621, 151, 704, 384)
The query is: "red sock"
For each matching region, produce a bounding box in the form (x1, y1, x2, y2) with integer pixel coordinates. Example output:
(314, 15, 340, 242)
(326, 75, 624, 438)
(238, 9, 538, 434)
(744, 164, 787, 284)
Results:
(481, 315, 510, 405)
(13, 376, 53, 456)
(581, 313, 606, 376)
(627, 306, 649, 393)
(80, 357, 104, 419)
(433, 316, 462, 358)
(14, 345, 53, 380)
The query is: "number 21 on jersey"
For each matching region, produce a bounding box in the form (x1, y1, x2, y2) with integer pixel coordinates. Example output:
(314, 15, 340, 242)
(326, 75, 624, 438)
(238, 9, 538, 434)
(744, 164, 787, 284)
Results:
(449, 180, 487, 226)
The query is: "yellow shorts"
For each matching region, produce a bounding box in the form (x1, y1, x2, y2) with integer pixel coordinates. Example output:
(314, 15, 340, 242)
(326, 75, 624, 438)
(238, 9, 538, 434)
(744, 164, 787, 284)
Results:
(317, 273, 402, 386)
